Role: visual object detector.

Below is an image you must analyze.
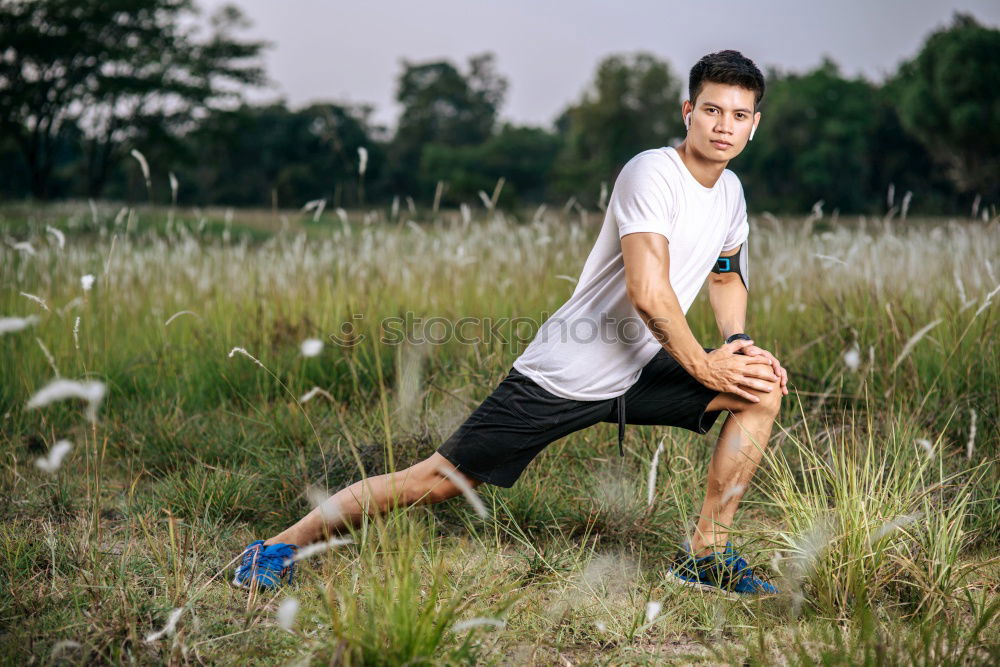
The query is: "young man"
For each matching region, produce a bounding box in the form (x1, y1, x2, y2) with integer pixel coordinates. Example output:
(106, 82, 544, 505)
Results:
(233, 50, 789, 596)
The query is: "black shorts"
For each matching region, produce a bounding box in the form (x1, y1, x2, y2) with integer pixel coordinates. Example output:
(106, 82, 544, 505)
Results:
(436, 346, 723, 488)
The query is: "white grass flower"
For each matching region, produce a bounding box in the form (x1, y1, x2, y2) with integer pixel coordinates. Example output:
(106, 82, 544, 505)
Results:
(302, 199, 326, 222)
(460, 203, 471, 226)
(554, 274, 577, 284)
(26, 379, 107, 423)
(59, 296, 83, 315)
(451, 617, 506, 633)
(477, 190, 492, 209)
(598, 181, 608, 211)
(73, 316, 80, 350)
(720, 483, 746, 506)
(144, 607, 183, 643)
(645, 600, 662, 623)
(305, 485, 343, 522)
(886, 183, 895, 208)
(843, 342, 861, 371)
(228, 346, 266, 369)
(900, 191, 913, 219)
(35, 439, 72, 473)
(88, 198, 99, 225)
(954, 269, 968, 304)
(36, 337, 59, 377)
(973, 284, 1000, 318)
(967, 409, 977, 460)
(45, 225, 65, 249)
(595, 620, 607, 633)
(164, 310, 199, 327)
(49, 640, 82, 659)
(276, 597, 300, 631)
(20, 292, 50, 311)
(890, 319, 942, 372)
(81, 274, 95, 291)
(437, 465, 489, 519)
(915, 438, 934, 459)
(12, 241, 36, 255)
(0, 315, 40, 335)
(169, 172, 179, 202)
(812, 253, 846, 266)
(284, 536, 354, 564)
(300, 338, 323, 357)
(647, 439, 664, 506)
(783, 518, 833, 616)
(870, 511, 923, 543)
(357, 146, 368, 177)
(811, 200, 824, 218)
(130, 148, 152, 193)
(299, 386, 334, 404)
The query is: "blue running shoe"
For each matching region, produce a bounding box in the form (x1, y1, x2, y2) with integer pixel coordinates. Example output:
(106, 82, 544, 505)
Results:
(666, 541, 778, 597)
(232, 540, 298, 590)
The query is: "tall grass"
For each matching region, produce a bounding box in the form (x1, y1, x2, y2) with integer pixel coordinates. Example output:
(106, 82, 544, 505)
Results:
(0, 200, 997, 663)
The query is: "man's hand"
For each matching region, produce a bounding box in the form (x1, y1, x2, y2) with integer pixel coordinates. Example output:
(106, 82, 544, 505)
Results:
(735, 342, 789, 396)
(698, 339, 780, 403)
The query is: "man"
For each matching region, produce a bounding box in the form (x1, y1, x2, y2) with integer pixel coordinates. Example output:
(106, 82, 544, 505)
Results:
(233, 50, 789, 596)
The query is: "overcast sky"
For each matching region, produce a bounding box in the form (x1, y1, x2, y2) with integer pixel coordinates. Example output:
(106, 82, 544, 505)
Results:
(200, 0, 1000, 132)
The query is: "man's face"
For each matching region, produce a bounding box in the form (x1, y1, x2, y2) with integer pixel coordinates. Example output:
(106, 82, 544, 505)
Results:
(684, 81, 760, 161)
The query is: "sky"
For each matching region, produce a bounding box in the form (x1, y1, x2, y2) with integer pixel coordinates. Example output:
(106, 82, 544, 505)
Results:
(199, 0, 1000, 132)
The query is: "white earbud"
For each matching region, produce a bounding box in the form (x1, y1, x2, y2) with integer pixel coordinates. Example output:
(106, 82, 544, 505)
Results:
(749, 123, 757, 142)
(685, 112, 691, 130)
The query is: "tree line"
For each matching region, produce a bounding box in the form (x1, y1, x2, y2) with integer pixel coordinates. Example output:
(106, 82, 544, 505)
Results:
(1, 2, 997, 216)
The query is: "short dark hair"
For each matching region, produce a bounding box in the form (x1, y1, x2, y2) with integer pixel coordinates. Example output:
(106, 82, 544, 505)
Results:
(689, 50, 765, 110)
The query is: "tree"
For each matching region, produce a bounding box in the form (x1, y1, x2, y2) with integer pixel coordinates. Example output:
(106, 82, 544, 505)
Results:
(387, 53, 508, 199)
(890, 12, 1000, 199)
(551, 52, 684, 202)
(420, 123, 560, 205)
(730, 60, 877, 212)
(172, 102, 383, 207)
(0, 0, 268, 199)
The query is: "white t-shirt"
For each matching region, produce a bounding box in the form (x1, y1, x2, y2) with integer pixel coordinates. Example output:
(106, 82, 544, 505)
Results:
(512, 145, 749, 400)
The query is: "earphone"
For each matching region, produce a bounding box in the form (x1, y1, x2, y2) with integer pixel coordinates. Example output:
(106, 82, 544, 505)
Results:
(749, 123, 757, 142)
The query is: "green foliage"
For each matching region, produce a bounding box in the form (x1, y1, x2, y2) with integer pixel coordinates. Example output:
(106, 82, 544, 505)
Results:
(551, 52, 685, 200)
(420, 124, 560, 204)
(174, 102, 382, 208)
(890, 12, 1000, 198)
(0, 0, 268, 199)
(387, 53, 508, 198)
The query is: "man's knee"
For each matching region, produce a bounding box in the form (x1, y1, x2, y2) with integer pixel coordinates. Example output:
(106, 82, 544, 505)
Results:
(716, 378, 782, 418)
(748, 379, 782, 418)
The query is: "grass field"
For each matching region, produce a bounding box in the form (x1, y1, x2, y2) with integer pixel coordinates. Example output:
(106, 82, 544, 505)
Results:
(2, 200, 998, 665)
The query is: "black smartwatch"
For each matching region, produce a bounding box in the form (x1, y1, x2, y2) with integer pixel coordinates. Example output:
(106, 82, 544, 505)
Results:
(725, 332, 753, 345)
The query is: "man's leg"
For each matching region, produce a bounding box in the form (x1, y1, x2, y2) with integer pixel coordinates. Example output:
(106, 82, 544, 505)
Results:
(265, 452, 483, 547)
(689, 377, 782, 556)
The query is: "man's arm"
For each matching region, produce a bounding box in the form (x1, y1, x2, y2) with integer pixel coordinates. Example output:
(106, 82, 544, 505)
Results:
(707, 242, 790, 395)
(621, 232, 776, 402)
(707, 244, 747, 341)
